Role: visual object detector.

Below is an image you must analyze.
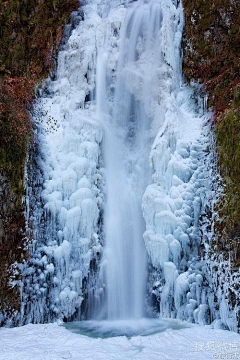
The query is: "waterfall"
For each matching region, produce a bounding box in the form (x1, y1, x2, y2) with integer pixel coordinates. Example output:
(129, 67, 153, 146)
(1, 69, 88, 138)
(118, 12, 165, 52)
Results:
(95, 0, 181, 321)
(20, 0, 238, 331)
(96, 2, 164, 320)
(95, 0, 183, 320)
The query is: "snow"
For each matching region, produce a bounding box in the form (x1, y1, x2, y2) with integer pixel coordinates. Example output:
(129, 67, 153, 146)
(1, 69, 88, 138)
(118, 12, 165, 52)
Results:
(0, 323, 239, 360)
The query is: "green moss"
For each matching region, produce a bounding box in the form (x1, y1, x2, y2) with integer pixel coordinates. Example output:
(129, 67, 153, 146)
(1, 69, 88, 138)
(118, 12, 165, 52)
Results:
(216, 104, 240, 256)
(217, 112, 240, 176)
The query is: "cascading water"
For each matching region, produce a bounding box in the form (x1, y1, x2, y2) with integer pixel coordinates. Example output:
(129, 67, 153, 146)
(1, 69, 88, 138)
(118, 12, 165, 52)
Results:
(97, 1, 168, 320)
(20, 0, 238, 332)
(95, 0, 183, 320)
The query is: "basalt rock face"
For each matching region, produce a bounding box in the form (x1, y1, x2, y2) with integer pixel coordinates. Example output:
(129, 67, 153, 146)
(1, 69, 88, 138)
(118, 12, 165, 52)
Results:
(0, 0, 80, 78)
(182, 0, 239, 113)
(0, 0, 79, 326)
(182, 0, 240, 329)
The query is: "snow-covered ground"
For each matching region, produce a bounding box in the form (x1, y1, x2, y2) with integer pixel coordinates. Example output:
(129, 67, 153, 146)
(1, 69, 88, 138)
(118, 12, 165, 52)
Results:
(0, 322, 239, 360)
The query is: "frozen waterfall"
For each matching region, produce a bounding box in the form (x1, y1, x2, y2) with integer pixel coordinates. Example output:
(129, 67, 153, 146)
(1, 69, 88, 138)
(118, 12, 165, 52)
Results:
(20, 0, 238, 331)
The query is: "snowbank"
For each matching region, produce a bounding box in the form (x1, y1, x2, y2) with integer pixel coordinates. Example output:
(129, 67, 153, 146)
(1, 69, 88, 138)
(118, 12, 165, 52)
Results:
(0, 323, 239, 360)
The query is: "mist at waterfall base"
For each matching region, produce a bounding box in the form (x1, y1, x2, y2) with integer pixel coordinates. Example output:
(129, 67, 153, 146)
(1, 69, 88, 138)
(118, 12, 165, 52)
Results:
(21, 0, 238, 335)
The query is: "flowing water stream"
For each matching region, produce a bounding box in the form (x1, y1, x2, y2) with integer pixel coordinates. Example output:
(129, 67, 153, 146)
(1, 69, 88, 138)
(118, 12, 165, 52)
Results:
(97, 1, 166, 320)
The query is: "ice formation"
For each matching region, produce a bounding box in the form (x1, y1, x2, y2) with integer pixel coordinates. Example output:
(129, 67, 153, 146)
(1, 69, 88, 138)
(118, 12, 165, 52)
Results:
(21, 8, 104, 323)
(18, 0, 238, 331)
